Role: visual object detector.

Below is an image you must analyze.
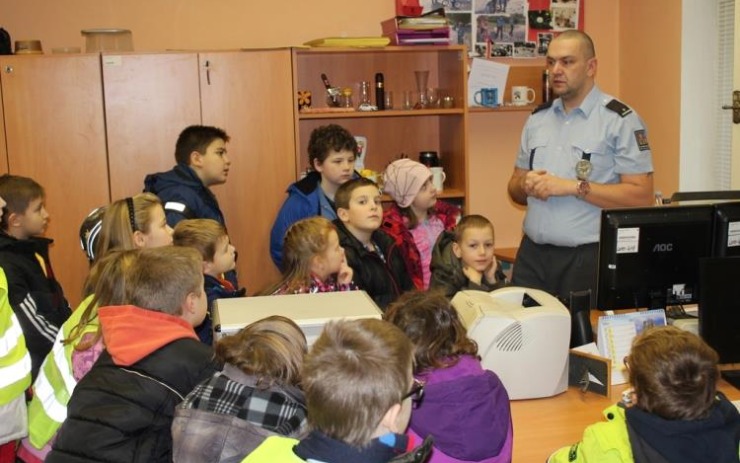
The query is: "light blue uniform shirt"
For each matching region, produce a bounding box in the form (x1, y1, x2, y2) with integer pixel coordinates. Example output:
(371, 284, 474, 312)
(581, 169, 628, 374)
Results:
(515, 86, 654, 247)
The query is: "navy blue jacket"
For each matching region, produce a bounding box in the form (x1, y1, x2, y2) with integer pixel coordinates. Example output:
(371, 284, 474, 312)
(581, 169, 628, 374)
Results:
(200, 274, 245, 345)
(144, 163, 225, 227)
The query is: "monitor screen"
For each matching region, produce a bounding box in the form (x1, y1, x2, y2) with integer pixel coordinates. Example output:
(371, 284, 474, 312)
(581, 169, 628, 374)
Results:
(699, 257, 740, 364)
(712, 201, 740, 257)
(596, 205, 714, 311)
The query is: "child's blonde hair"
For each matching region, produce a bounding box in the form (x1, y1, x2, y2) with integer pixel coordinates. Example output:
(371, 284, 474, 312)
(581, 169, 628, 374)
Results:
(95, 193, 164, 259)
(67, 249, 139, 351)
(172, 218, 227, 262)
(453, 214, 495, 243)
(269, 217, 337, 293)
(216, 315, 307, 388)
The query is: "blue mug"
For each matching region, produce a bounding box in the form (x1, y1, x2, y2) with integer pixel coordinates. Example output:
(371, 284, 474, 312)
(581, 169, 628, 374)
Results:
(474, 87, 499, 107)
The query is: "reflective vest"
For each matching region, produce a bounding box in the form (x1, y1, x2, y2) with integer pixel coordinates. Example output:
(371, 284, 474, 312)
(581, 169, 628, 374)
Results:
(27, 294, 97, 449)
(0, 268, 32, 404)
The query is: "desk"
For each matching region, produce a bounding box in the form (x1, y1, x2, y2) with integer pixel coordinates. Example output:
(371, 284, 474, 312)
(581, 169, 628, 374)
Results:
(495, 246, 519, 265)
(509, 380, 739, 462)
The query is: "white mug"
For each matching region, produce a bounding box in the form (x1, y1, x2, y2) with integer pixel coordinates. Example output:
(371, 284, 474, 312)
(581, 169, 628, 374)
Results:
(430, 166, 446, 192)
(511, 86, 536, 106)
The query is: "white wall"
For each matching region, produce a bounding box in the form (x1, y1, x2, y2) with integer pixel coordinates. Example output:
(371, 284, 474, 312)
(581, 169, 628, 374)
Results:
(680, 0, 719, 191)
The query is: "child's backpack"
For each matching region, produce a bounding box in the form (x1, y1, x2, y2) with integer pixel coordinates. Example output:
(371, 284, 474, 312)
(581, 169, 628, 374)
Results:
(0, 28, 11, 55)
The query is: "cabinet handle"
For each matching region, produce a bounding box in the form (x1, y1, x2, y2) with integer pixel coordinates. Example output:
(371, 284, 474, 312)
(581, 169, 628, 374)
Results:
(4, 65, 12, 73)
(205, 60, 211, 85)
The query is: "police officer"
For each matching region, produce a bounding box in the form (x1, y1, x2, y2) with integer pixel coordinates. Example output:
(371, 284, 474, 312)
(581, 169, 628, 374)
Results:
(507, 30, 654, 308)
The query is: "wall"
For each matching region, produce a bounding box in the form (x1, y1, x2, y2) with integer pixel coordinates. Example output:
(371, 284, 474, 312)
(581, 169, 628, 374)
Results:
(0, 0, 683, 251)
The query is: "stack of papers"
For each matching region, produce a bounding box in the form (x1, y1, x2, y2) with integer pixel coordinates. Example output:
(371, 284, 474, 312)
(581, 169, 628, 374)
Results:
(381, 8, 450, 46)
(303, 37, 391, 48)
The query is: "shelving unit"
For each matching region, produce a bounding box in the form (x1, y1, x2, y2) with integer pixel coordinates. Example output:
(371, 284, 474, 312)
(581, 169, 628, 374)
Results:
(292, 45, 469, 205)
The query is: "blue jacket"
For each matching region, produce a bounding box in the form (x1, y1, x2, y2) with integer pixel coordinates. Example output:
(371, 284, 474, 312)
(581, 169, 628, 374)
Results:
(270, 172, 338, 270)
(200, 275, 245, 345)
(144, 163, 225, 227)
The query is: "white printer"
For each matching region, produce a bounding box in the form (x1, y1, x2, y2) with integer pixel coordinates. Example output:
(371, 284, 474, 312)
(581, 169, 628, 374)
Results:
(451, 287, 571, 400)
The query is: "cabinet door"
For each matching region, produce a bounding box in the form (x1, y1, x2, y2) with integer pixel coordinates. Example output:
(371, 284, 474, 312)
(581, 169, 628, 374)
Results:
(200, 50, 296, 293)
(103, 53, 201, 200)
(0, 55, 109, 304)
(0, 88, 7, 174)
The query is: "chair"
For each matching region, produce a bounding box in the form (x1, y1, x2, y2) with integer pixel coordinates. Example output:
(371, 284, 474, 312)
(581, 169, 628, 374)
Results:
(670, 190, 740, 203)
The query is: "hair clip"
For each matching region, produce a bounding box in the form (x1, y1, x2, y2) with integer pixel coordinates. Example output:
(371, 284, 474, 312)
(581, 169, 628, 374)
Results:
(125, 197, 138, 232)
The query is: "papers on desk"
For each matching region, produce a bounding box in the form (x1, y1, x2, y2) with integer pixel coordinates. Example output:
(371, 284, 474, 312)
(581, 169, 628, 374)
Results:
(597, 309, 667, 385)
(467, 58, 509, 107)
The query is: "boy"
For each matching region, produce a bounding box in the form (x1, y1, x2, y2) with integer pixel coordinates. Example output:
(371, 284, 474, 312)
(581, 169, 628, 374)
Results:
(548, 326, 740, 463)
(0, 174, 71, 379)
(173, 218, 245, 345)
(333, 178, 414, 309)
(47, 247, 221, 463)
(270, 124, 358, 270)
(144, 125, 231, 227)
(430, 214, 507, 298)
(0, 192, 32, 463)
(243, 318, 432, 463)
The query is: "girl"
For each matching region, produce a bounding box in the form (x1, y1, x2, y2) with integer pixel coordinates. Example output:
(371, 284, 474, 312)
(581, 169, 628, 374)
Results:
(268, 217, 355, 295)
(382, 158, 459, 290)
(21, 193, 173, 462)
(385, 291, 513, 463)
(172, 315, 308, 462)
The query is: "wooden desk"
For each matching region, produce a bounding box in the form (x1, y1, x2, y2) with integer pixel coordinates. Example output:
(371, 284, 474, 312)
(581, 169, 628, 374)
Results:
(510, 381, 739, 462)
(495, 246, 519, 265)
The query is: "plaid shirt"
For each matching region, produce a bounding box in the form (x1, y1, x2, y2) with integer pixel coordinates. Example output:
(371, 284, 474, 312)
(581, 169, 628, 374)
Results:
(180, 364, 307, 436)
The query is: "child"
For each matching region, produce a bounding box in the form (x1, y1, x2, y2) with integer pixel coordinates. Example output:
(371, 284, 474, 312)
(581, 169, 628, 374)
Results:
(267, 216, 355, 295)
(548, 326, 740, 463)
(144, 125, 232, 227)
(47, 247, 221, 463)
(172, 315, 308, 462)
(430, 214, 507, 298)
(382, 158, 459, 290)
(0, 192, 32, 463)
(173, 218, 245, 345)
(270, 124, 358, 270)
(385, 291, 513, 463)
(333, 178, 414, 309)
(0, 174, 71, 380)
(243, 318, 433, 463)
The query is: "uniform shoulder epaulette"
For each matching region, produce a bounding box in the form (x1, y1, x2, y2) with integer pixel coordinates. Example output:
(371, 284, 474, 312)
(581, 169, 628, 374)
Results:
(531, 100, 553, 115)
(605, 99, 633, 118)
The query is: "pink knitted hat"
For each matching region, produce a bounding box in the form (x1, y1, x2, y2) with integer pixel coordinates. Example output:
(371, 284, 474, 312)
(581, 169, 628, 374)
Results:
(383, 158, 433, 208)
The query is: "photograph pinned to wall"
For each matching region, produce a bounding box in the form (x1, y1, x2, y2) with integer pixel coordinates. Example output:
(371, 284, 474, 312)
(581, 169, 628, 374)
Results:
(526, 0, 584, 43)
(449, 12, 473, 50)
(537, 32, 553, 56)
(489, 41, 513, 57)
(513, 41, 537, 57)
(428, 0, 473, 12)
(551, 3, 577, 29)
(476, 14, 525, 44)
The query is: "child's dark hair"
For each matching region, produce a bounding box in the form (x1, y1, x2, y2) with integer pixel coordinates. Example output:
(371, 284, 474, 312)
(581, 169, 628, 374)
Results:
(308, 124, 357, 169)
(175, 125, 230, 165)
(334, 177, 378, 210)
(628, 326, 719, 420)
(385, 290, 478, 372)
(454, 214, 495, 243)
(0, 174, 44, 231)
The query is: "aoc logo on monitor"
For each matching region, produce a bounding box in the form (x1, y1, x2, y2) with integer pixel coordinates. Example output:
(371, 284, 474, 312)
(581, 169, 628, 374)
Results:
(652, 243, 674, 252)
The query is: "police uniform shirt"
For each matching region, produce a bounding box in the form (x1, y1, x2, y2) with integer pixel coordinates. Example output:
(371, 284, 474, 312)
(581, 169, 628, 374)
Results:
(515, 86, 654, 247)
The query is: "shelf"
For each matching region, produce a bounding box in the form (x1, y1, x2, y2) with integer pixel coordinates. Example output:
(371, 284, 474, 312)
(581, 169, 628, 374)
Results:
(299, 108, 465, 119)
(380, 187, 465, 202)
(469, 105, 537, 113)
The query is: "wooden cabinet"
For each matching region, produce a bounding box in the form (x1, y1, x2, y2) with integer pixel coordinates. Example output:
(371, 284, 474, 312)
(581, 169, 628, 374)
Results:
(293, 46, 469, 203)
(0, 55, 110, 303)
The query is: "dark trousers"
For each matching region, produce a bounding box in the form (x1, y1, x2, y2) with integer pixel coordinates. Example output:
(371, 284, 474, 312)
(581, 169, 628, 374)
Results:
(512, 235, 598, 308)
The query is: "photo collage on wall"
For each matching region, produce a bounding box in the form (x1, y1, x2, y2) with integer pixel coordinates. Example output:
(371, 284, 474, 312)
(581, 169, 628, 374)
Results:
(420, 0, 583, 58)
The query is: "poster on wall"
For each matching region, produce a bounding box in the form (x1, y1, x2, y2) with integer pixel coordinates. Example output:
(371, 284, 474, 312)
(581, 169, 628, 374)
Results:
(421, 0, 584, 58)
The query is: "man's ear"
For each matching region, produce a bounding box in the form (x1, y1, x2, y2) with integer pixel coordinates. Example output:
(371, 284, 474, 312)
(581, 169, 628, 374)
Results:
(337, 207, 350, 222)
(379, 403, 403, 434)
(452, 242, 462, 259)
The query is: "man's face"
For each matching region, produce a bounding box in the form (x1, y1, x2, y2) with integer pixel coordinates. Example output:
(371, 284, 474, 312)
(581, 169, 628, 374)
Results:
(546, 37, 596, 103)
(194, 138, 230, 186)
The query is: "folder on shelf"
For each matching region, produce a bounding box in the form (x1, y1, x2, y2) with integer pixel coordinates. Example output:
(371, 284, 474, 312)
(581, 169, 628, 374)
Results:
(303, 37, 391, 48)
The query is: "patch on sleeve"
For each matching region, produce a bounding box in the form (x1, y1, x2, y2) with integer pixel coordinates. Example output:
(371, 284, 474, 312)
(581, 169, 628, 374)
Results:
(605, 99, 633, 117)
(634, 129, 650, 151)
(164, 201, 186, 212)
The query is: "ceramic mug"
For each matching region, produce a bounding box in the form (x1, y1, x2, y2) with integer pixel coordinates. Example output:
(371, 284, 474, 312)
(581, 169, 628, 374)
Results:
(430, 166, 446, 192)
(474, 87, 499, 107)
(511, 86, 536, 106)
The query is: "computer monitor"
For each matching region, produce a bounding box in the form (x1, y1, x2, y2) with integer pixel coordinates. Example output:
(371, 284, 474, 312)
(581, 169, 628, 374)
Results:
(596, 205, 714, 311)
(712, 201, 740, 257)
(698, 256, 740, 387)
